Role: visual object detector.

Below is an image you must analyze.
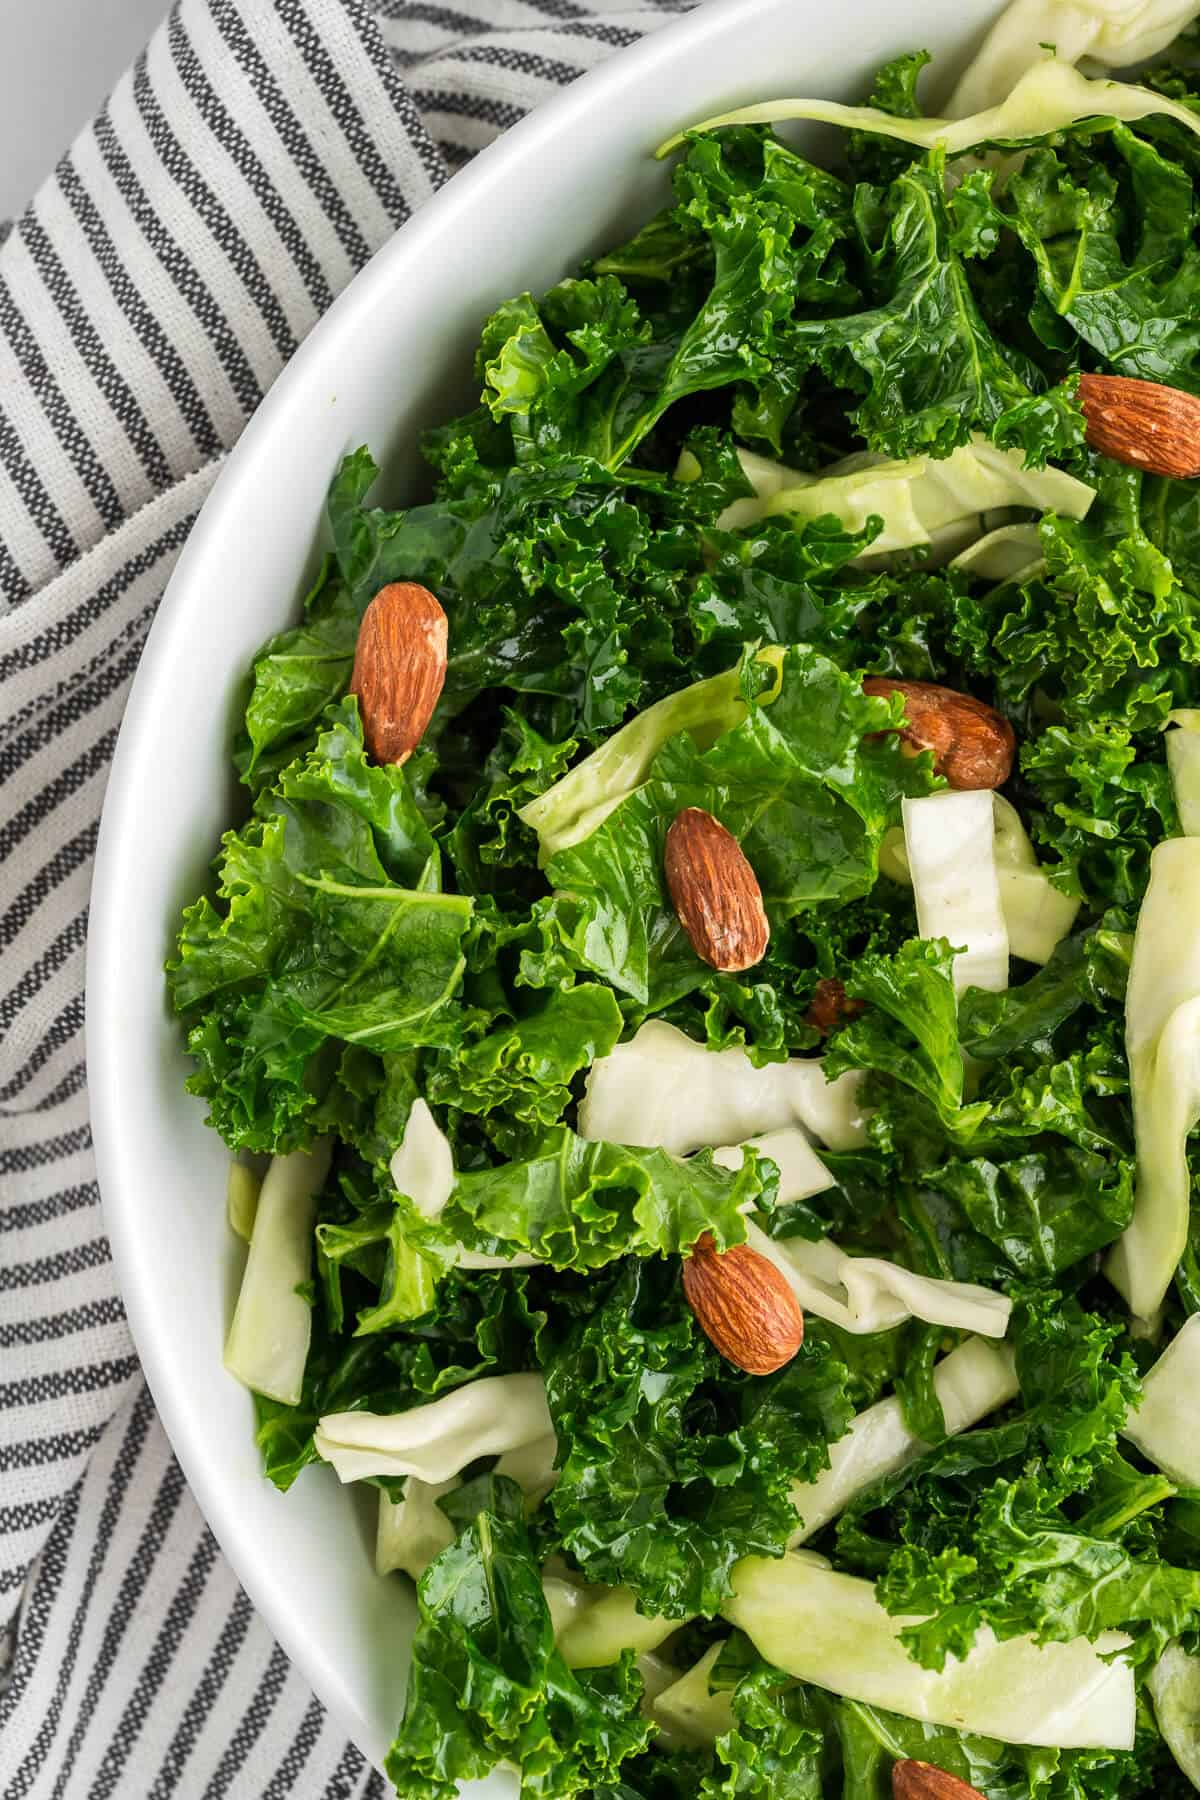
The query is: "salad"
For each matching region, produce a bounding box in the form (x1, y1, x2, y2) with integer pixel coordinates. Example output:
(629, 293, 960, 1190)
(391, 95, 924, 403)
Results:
(168, 2, 1200, 1795)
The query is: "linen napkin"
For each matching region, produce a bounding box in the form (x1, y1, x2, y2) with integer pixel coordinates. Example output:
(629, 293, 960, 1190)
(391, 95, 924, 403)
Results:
(0, 3, 690, 1792)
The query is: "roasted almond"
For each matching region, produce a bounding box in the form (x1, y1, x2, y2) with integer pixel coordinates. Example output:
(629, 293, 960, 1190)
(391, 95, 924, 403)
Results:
(862, 678, 1014, 790)
(682, 1233, 803, 1376)
(892, 1762, 986, 1800)
(1078, 372, 1200, 478)
(805, 976, 866, 1036)
(664, 808, 769, 973)
(350, 581, 448, 765)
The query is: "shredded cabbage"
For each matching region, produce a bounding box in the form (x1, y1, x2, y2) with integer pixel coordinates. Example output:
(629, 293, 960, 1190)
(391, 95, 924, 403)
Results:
(582, 1025, 1011, 1343)
(520, 649, 785, 858)
(949, 522, 1045, 583)
(650, 1645, 734, 1748)
(224, 1140, 332, 1406)
(745, 1223, 1012, 1338)
(992, 803, 1082, 966)
(493, 1432, 560, 1508)
(996, 868, 1080, 967)
(659, 59, 1200, 158)
(789, 1339, 1019, 1543)
(1149, 1639, 1200, 1790)
(377, 1476, 458, 1580)
(376, 1431, 560, 1580)
(1166, 711, 1200, 838)
(948, 0, 1200, 114)
(545, 1578, 681, 1718)
(1106, 839, 1200, 1319)
(636, 1653, 682, 1711)
(903, 791, 1010, 994)
(711, 1127, 834, 1204)
(315, 1372, 553, 1485)
(543, 1572, 598, 1637)
(557, 1585, 680, 1669)
(883, 795, 1078, 965)
(649, 1555, 839, 1747)
(717, 438, 1093, 553)
(722, 1556, 1135, 1749)
(388, 1101, 542, 1271)
(226, 1161, 260, 1243)
(1122, 1313, 1200, 1485)
(578, 1020, 868, 1156)
(390, 1098, 455, 1219)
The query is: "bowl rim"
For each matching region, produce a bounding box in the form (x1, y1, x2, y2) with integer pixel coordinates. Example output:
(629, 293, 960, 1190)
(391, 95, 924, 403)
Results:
(85, 0, 789, 1759)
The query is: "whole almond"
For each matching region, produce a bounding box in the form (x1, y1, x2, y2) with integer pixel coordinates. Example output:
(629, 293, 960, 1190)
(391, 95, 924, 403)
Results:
(1078, 373, 1200, 478)
(805, 976, 866, 1036)
(350, 581, 448, 765)
(862, 678, 1014, 790)
(664, 809, 769, 973)
(892, 1762, 985, 1800)
(682, 1233, 803, 1376)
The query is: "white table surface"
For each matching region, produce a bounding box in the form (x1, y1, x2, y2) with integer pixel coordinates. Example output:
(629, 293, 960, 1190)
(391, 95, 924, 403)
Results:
(0, 0, 169, 220)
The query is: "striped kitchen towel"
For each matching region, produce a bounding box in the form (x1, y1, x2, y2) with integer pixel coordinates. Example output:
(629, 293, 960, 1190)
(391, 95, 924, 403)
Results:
(0, 2, 691, 1793)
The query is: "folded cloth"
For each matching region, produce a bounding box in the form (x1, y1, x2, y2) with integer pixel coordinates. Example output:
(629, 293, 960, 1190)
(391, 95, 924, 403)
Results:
(0, 2, 690, 1792)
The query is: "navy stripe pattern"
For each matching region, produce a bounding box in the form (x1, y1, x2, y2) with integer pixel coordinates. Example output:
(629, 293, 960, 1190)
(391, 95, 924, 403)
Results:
(0, 1, 689, 1793)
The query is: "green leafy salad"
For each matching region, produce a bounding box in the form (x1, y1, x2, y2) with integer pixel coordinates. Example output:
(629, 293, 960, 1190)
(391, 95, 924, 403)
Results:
(169, 3, 1200, 1794)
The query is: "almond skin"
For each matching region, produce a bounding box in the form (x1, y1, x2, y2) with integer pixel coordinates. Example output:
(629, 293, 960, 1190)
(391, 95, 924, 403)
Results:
(350, 581, 448, 765)
(682, 1233, 803, 1376)
(1078, 372, 1200, 479)
(862, 678, 1014, 790)
(805, 976, 866, 1036)
(664, 808, 770, 973)
(892, 1762, 986, 1800)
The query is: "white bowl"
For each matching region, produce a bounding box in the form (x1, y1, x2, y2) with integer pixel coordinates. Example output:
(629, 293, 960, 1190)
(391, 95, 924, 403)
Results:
(88, 0, 1009, 1781)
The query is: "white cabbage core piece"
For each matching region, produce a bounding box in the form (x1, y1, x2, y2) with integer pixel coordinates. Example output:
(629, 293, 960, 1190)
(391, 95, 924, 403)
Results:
(224, 1140, 332, 1407)
(661, 60, 1200, 161)
(717, 437, 1093, 552)
(1106, 838, 1200, 1318)
(315, 1372, 553, 1485)
(745, 1223, 1011, 1338)
(789, 1339, 1019, 1542)
(903, 791, 1009, 994)
(948, 0, 1200, 114)
(1122, 1312, 1200, 1485)
(578, 1020, 868, 1156)
(722, 1556, 1135, 1749)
